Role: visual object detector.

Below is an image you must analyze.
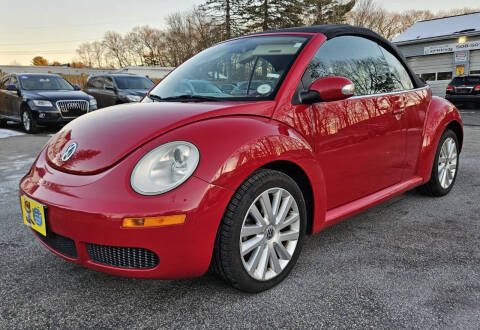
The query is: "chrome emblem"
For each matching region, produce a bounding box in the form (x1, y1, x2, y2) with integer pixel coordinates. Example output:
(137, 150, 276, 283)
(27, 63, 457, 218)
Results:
(61, 142, 77, 162)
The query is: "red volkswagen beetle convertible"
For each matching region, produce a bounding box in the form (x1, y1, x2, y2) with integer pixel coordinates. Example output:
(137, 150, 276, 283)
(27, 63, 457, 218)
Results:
(20, 25, 463, 292)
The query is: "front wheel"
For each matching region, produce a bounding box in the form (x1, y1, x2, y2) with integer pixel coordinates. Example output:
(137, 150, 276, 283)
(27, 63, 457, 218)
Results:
(419, 129, 459, 196)
(211, 169, 307, 292)
(21, 108, 37, 134)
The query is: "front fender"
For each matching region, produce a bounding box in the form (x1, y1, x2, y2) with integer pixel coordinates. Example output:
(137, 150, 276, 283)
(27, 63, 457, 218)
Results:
(417, 96, 463, 181)
(141, 116, 328, 233)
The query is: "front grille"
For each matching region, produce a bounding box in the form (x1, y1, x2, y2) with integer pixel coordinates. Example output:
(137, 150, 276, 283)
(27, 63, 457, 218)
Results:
(56, 100, 89, 118)
(86, 243, 159, 269)
(36, 233, 77, 258)
(455, 87, 473, 94)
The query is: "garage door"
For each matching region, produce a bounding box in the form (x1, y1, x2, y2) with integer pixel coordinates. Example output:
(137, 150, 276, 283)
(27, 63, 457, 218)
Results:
(407, 54, 453, 96)
(470, 50, 480, 73)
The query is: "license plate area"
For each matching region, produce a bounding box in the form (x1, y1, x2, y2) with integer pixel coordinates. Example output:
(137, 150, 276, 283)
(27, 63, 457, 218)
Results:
(21, 195, 48, 237)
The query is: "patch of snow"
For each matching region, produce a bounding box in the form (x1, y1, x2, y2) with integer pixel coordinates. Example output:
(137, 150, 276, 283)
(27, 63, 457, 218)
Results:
(0, 129, 25, 139)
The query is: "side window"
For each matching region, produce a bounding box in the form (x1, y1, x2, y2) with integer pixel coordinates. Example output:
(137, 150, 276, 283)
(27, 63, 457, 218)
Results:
(379, 47, 414, 91)
(302, 36, 392, 96)
(91, 77, 103, 89)
(104, 77, 114, 90)
(86, 78, 95, 89)
(10, 76, 19, 88)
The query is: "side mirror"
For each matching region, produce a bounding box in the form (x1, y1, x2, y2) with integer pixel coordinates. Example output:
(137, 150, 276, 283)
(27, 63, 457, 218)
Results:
(299, 76, 355, 104)
(6, 84, 21, 96)
(6, 84, 17, 91)
(74, 84, 81, 91)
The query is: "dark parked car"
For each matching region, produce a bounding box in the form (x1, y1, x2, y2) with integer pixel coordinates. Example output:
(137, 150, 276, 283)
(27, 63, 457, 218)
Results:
(84, 74, 155, 109)
(0, 73, 97, 133)
(445, 75, 480, 107)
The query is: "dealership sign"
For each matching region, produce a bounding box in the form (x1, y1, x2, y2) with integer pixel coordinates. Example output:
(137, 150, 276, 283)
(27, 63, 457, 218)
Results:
(424, 40, 480, 55)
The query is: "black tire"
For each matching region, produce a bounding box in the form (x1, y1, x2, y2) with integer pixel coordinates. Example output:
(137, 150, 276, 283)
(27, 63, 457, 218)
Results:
(211, 169, 307, 292)
(21, 107, 38, 134)
(0, 118, 7, 127)
(418, 129, 459, 196)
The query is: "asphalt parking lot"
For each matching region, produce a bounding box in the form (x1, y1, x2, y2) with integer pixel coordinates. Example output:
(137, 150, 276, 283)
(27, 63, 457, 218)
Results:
(1, 109, 480, 329)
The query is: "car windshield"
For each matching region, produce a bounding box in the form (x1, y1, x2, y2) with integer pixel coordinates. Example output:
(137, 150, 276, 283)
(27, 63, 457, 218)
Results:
(451, 76, 480, 85)
(114, 76, 155, 90)
(147, 35, 310, 101)
(19, 75, 74, 91)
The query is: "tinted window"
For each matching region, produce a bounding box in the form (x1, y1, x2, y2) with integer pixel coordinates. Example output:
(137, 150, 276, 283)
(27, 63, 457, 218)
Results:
(104, 77, 114, 90)
(451, 76, 480, 85)
(19, 75, 74, 91)
(302, 36, 391, 96)
(88, 77, 103, 89)
(114, 76, 154, 90)
(10, 76, 19, 88)
(379, 47, 414, 91)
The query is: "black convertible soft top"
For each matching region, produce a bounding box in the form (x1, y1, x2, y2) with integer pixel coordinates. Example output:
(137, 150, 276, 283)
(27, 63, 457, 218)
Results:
(252, 24, 426, 88)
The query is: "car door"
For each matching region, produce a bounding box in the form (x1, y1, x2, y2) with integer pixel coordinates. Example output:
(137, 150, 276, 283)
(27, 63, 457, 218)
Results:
(85, 77, 104, 108)
(103, 77, 117, 107)
(378, 45, 429, 180)
(304, 36, 406, 209)
(0, 75, 9, 117)
(7, 75, 22, 120)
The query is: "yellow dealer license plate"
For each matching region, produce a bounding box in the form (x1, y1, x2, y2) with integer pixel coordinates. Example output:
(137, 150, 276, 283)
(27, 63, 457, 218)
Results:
(21, 196, 47, 237)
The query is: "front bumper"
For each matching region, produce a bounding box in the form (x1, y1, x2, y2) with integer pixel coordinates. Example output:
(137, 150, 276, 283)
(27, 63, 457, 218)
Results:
(20, 147, 233, 279)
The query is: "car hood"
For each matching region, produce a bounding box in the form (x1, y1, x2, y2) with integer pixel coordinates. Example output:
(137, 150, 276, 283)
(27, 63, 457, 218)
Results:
(45, 100, 274, 175)
(25, 90, 92, 100)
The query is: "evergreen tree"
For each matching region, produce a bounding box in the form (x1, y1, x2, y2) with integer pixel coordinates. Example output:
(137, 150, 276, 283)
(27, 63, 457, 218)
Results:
(240, 0, 304, 32)
(201, 0, 243, 39)
(303, 0, 356, 25)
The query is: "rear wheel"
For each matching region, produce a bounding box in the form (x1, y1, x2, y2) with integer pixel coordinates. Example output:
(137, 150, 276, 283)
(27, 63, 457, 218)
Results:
(419, 129, 459, 196)
(211, 169, 307, 292)
(21, 107, 37, 134)
(0, 118, 7, 127)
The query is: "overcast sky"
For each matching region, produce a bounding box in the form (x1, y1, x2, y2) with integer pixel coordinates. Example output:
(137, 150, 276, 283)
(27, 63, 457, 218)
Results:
(1, 0, 479, 65)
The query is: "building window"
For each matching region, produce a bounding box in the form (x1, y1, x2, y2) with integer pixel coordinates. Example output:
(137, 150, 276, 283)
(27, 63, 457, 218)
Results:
(470, 70, 480, 75)
(420, 73, 436, 81)
(437, 72, 453, 80)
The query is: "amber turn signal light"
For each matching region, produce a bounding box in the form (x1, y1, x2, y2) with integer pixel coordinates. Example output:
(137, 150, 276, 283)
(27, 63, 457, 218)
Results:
(122, 214, 186, 228)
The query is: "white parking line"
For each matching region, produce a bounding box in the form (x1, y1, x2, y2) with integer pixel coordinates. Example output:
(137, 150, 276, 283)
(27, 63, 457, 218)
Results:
(0, 129, 25, 139)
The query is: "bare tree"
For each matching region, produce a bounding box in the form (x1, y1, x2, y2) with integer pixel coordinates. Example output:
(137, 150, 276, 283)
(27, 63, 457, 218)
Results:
(103, 31, 130, 67)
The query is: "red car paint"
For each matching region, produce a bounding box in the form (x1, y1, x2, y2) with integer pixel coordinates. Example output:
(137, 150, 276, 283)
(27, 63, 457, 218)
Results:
(20, 32, 463, 279)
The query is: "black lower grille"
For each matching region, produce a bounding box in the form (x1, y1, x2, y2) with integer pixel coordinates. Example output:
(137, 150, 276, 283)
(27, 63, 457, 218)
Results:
(86, 243, 159, 269)
(37, 233, 77, 258)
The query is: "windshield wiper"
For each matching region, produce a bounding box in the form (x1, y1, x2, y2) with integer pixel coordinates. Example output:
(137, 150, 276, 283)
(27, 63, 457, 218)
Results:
(161, 95, 220, 102)
(147, 93, 165, 102)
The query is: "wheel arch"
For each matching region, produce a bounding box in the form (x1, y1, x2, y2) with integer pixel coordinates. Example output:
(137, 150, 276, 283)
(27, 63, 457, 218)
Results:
(261, 160, 315, 234)
(416, 96, 464, 182)
(446, 120, 463, 152)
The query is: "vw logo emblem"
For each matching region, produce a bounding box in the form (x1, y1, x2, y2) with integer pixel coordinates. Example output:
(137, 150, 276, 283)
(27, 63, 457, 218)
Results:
(61, 142, 77, 162)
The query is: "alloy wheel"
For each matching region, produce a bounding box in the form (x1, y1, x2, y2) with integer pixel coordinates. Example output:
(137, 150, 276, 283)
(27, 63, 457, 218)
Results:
(239, 187, 300, 281)
(438, 137, 457, 189)
(22, 111, 30, 132)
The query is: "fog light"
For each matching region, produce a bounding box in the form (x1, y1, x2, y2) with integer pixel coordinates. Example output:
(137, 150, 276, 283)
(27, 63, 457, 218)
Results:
(39, 112, 46, 118)
(122, 214, 186, 228)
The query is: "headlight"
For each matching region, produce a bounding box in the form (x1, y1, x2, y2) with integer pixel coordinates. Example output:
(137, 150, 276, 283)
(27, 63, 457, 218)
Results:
(33, 100, 53, 107)
(131, 141, 200, 195)
(89, 99, 97, 107)
(126, 95, 142, 102)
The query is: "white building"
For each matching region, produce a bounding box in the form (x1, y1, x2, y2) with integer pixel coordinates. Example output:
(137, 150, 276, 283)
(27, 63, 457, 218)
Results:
(394, 12, 480, 96)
